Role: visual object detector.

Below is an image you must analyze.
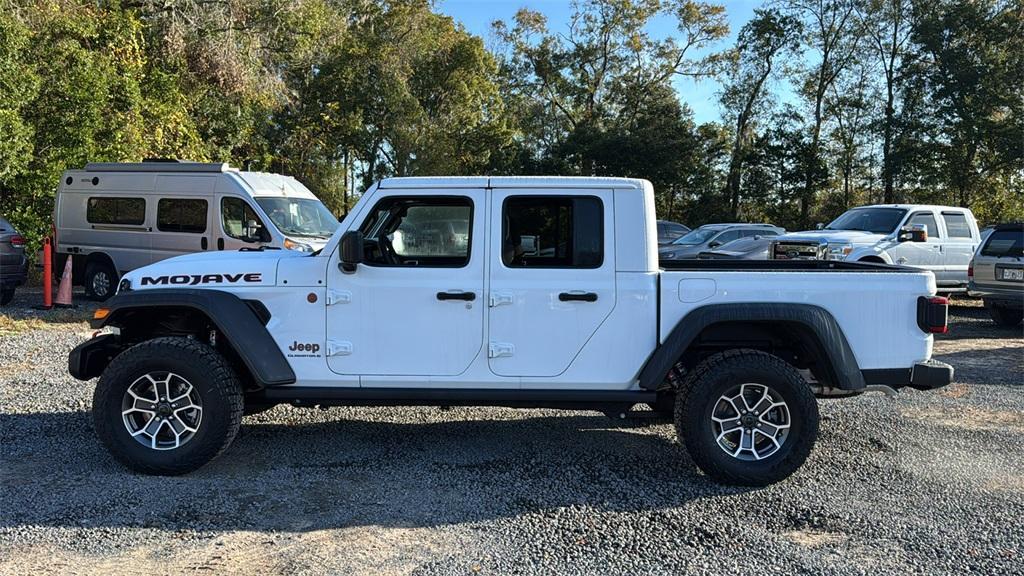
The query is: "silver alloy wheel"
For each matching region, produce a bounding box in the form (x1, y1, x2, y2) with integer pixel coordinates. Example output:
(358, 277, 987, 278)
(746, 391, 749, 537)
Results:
(711, 382, 791, 461)
(92, 270, 110, 296)
(121, 372, 203, 450)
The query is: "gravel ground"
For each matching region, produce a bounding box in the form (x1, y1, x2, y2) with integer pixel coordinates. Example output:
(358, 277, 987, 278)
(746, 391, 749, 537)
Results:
(1, 289, 1022, 575)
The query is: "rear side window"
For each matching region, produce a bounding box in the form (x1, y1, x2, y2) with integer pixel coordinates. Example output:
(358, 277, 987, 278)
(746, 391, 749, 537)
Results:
(87, 197, 145, 226)
(908, 212, 939, 237)
(157, 198, 208, 233)
(981, 229, 1023, 257)
(942, 212, 973, 238)
(502, 196, 603, 268)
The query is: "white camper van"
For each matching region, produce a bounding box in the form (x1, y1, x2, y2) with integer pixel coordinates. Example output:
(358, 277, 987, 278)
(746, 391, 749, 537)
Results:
(54, 161, 339, 300)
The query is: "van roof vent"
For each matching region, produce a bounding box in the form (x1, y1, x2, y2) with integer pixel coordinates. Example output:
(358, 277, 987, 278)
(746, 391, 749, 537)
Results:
(84, 162, 231, 173)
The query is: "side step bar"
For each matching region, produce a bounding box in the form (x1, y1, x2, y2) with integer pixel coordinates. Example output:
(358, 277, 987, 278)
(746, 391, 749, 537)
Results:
(259, 387, 657, 411)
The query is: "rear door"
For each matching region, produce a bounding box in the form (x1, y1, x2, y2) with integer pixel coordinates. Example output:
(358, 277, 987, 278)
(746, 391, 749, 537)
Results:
(939, 211, 978, 286)
(487, 189, 615, 377)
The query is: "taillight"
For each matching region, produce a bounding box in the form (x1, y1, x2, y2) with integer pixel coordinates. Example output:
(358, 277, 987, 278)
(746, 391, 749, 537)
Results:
(967, 260, 974, 280)
(10, 234, 25, 247)
(917, 296, 949, 334)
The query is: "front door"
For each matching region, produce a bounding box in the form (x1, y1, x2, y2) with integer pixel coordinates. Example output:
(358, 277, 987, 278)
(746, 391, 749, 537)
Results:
(326, 190, 485, 377)
(487, 189, 616, 377)
(889, 210, 942, 274)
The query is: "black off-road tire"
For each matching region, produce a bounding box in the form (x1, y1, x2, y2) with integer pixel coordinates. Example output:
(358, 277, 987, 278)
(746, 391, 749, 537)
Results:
(84, 261, 117, 301)
(92, 337, 244, 475)
(674, 349, 819, 487)
(988, 304, 1023, 327)
(0, 288, 14, 306)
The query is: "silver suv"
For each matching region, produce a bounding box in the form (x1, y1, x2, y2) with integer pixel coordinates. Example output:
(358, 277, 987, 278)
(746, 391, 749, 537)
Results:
(969, 223, 1023, 327)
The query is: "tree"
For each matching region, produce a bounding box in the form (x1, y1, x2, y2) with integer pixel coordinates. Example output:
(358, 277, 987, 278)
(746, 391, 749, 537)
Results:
(720, 8, 801, 218)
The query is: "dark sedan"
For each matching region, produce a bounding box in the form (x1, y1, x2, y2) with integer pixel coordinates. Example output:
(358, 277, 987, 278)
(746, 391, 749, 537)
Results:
(697, 234, 778, 260)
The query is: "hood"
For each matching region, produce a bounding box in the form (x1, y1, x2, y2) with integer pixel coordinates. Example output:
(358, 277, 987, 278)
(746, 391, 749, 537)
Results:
(121, 249, 306, 292)
(774, 229, 887, 244)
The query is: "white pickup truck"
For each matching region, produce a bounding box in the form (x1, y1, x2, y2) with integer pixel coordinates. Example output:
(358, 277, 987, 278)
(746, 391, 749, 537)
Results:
(70, 177, 953, 486)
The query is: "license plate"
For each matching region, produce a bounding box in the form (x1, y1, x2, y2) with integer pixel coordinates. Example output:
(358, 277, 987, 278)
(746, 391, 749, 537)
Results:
(1000, 268, 1024, 281)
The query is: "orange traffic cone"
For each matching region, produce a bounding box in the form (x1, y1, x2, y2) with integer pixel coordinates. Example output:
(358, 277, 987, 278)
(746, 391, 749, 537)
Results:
(54, 255, 74, 308)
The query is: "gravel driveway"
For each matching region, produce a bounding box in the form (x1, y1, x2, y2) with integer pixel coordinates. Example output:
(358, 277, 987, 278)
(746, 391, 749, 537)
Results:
(1, 290, 1021, 575)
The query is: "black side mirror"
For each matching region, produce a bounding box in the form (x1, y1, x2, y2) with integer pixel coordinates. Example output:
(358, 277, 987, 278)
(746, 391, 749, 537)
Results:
(898, 224, 928, 243)
(339, 230, 363, 273)
(708, 241, 721, 248)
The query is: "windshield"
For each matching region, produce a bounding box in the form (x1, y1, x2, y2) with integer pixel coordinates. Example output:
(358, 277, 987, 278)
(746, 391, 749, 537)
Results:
(672, 227, 721, 245)
(825, 208, 907, 234)
(255, 197, 339, 238)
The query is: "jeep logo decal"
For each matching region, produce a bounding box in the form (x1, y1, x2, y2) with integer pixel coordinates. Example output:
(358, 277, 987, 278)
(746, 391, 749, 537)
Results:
(140, 273, 262, 286)
(287, 341, 321, 357)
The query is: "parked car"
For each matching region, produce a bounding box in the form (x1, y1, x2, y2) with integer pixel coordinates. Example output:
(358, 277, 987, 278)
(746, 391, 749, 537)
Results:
(696, 234, 778, 260)
(54, 160, 339, 300)
(660, 223, 784, 260)
(0, 216, 28, 306)
(71, 176, 952, 487)
(657, 220, 690, 245)
(969, 223, 1023, 327)
(770, 204, 981, 292)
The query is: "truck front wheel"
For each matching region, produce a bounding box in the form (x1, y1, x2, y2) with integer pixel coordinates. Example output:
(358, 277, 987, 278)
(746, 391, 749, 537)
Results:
(675, 349, 819, 487)
(92, 337, 244, 475)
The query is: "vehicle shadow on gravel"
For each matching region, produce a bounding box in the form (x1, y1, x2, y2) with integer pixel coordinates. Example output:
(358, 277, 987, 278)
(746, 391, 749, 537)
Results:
(0, 410, 749, 533)
(931, 346, 1024, 387)
(940, 304, 1024, 340)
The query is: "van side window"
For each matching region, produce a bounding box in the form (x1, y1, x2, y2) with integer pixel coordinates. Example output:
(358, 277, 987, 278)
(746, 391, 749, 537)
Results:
(222, 197, 268, 241)
(357, 196, 472, 267)
(942, 212, 973, 239)
(502, 196, 603, 268)
(87, 197, 145, 226)
(908, 212, 939, 238)
(157, 199, 207, 233)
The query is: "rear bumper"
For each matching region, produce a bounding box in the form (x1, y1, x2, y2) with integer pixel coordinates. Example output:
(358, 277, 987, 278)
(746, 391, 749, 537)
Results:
(0, 258, 28, 288)
(971, 282, 1023, 309)
(862, 360, 954, 391)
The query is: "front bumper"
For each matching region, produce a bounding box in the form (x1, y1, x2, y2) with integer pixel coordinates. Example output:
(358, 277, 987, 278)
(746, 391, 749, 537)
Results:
(862, 360, 954, 391)
(68, 333, 121, 381)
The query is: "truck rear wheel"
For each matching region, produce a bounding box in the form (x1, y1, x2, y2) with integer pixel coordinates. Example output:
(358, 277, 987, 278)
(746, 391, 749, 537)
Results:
(674, 349, 819, 487)
(92, 337, 243, 475)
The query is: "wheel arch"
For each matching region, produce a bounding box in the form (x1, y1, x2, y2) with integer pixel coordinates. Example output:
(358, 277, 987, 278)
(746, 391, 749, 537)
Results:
(850, 247, 891, 264)
(72, 289, 294, 387)
(638, 303, 865, 392)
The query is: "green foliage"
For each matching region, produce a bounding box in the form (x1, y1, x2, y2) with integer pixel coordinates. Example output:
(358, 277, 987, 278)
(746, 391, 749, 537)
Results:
(0, 0, 1019, 255)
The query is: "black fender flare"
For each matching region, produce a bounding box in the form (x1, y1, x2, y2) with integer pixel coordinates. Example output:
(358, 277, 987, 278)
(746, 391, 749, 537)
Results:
(72, 289, 295, 386)
(637, 303, 864, 391)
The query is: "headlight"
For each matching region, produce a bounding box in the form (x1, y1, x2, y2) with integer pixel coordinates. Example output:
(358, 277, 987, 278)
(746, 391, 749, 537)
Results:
(284, 238, 313, 253)
(827, 243, 853, 260)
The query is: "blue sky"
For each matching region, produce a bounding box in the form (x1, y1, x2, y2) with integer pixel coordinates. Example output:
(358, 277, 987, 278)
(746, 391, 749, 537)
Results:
(435, 0, 764, 124)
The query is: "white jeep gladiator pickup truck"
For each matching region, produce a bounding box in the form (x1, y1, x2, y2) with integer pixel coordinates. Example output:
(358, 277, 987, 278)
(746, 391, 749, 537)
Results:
(70, 177, 953, 486)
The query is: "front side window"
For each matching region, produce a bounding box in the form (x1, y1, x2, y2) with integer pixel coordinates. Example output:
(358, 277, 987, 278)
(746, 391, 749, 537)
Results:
(907, 212, 939, 238)
(826, 208, 907, 234)
(942, 212, 973, 239)
(157, 198, 207, 233)
(358, 196, 472, 267)
(87, 197, 145, 225)
(502, 196, 603, 268)
(222, 197, 269, 241)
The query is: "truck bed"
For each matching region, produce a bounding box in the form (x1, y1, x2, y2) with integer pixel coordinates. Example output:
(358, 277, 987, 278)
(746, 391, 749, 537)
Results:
(658, 259, 936, 372)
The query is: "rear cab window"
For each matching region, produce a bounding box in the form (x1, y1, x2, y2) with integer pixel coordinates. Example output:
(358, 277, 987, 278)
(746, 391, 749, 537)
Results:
(502, 196, 603, 268)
